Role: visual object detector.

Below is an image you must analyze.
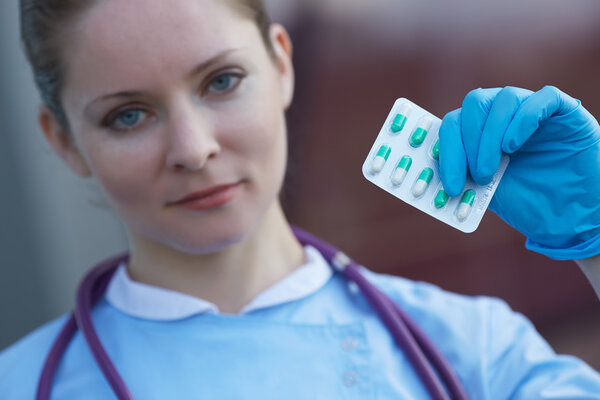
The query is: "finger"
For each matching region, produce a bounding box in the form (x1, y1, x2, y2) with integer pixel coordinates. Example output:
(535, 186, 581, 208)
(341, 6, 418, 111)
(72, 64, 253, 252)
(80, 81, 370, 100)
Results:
(461, 88, 502, 184)
(439, 109, 467, 197)
(502, 85, 580, 153)
(476, 87, 532, 182)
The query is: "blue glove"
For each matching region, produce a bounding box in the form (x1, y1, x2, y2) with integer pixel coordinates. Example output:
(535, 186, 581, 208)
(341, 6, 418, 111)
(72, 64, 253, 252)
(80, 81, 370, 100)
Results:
(438, 86, 600, 260)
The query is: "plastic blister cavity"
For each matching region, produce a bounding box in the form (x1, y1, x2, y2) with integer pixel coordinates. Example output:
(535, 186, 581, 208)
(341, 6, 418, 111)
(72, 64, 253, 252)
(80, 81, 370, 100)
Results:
(362, 98, 509, 233)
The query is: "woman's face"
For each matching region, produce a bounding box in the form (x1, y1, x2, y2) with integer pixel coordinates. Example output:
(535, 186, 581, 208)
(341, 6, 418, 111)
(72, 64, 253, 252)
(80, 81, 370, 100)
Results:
(53, 0, 294, 253)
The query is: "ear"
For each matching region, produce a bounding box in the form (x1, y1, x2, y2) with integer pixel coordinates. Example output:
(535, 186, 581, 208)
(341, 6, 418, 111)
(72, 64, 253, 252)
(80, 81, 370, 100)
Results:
(269, 24, 295, 110)
(38, 105, 92, 178)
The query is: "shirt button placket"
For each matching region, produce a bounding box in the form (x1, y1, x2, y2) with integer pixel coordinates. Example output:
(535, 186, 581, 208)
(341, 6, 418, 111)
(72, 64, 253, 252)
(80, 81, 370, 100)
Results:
(343, 371, 359, 387)
(342, 336, 358, 351)
(341, 336, 360, 389)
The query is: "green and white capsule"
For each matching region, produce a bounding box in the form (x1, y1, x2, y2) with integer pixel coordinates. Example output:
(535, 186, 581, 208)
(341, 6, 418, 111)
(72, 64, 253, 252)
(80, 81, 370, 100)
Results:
(391, 155, 412, 186)
(409, 115, 433, 147)
(434, 188, 449, 208)
(412, 168, 434, 197)
(456, 190, 476, 221)
(431, 139, 439, 160)
(391, 103, 412, 133)
(370, 144, 391, 174)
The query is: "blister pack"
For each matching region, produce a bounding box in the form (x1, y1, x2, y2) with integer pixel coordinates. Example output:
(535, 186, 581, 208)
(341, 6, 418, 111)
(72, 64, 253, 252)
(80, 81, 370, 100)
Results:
(362, 98, 509, 233)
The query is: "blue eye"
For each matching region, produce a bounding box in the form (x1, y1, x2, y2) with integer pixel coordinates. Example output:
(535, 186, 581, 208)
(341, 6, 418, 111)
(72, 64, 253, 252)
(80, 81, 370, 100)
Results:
(207, 72, 242, 94)
(107, 108, 148, 132)
(118, 110, 142, 126)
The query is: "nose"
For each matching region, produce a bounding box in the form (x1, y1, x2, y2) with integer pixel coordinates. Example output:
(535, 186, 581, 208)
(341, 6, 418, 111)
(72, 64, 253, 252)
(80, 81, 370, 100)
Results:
(165, 103, 221, 172)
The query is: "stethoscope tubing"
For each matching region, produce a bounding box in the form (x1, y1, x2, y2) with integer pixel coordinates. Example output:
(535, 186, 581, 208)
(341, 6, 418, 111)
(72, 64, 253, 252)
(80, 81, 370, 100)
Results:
(36, 253, 133, 400)
(75, 257, 135, 400)
(36, 227, 468, 400)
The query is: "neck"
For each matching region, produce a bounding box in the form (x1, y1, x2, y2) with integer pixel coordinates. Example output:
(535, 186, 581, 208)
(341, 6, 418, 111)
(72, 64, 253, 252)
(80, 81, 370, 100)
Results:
(126, 203, 305, 314)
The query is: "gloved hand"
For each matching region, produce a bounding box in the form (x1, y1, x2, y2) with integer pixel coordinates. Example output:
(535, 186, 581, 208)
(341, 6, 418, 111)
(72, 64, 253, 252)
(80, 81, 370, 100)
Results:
(438, 86, 600, 260)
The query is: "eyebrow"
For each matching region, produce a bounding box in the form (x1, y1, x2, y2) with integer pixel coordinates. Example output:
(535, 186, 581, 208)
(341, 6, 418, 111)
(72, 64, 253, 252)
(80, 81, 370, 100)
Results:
(84, 47, 242, 112)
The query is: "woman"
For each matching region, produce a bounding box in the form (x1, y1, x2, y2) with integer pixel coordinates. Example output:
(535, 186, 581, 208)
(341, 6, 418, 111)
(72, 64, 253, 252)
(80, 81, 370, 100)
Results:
(2, 0, 600, 398)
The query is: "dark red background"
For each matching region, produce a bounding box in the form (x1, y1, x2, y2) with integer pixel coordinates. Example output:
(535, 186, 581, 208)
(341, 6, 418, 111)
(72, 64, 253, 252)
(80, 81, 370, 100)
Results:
(279, 7, 600, 369)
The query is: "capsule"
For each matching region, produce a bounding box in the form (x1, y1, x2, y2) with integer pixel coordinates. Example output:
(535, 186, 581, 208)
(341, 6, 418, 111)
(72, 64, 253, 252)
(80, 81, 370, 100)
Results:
(412, 168, 434, 197)
(434, 188, 449, 208)
(370, 144, 391, 174)
(409, 115, 433, 148)
(391, 155, 412, 186)
(456, 190, 476, 221)
(391, 103, 412, 133)
(431, 139, 439, 160)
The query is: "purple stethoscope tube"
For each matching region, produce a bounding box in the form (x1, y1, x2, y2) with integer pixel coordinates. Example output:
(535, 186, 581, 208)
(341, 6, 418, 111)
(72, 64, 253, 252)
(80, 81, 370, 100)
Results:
(36, 226, 468, 400)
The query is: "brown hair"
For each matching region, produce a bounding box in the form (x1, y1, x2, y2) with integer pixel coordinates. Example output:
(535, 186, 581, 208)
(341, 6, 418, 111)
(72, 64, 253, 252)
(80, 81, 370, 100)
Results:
(20, 0, 273, 134)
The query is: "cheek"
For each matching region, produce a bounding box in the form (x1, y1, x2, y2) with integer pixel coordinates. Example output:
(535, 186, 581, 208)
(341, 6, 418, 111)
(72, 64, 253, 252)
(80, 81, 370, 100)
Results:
(225, 81, 288, 166)
(83, 137, 162, 210)
(223, 98, 288, 185)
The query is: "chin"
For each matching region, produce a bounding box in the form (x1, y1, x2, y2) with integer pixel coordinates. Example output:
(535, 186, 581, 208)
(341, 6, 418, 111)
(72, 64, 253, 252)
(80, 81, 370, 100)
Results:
(162, 216, 254, 255)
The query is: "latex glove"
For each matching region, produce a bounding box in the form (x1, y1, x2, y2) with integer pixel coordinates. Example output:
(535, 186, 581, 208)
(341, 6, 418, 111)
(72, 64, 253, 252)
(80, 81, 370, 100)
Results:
(438, 86, 600, 260)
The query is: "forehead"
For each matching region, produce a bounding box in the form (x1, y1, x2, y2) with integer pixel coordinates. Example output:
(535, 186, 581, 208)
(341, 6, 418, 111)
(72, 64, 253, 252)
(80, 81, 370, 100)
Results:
(63, 0, 258, 99)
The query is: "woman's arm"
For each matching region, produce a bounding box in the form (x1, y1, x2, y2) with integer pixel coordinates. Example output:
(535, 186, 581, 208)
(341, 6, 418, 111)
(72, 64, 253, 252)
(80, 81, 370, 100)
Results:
(576, 254, 600, 300)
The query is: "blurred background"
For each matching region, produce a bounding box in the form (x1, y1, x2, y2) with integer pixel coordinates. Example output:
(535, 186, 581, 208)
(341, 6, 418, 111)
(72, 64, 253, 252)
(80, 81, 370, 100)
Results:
(2, 0, 600, 370)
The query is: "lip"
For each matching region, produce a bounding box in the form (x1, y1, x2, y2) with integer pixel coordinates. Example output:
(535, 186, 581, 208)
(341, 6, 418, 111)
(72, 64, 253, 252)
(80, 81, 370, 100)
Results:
(169, 182, 242, 211)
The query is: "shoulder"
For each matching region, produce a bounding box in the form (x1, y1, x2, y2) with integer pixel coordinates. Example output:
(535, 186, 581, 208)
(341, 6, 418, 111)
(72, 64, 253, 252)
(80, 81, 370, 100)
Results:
(0, 314, 70, 398)
(358, 266, 544, 353)
(356, 266, 526, 362)
(358, 266, 509, 320)
(359, 267, 600, 397)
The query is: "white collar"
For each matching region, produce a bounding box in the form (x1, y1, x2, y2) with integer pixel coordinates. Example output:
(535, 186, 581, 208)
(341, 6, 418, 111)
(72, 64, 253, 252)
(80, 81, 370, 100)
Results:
(105, 245, 333, 320)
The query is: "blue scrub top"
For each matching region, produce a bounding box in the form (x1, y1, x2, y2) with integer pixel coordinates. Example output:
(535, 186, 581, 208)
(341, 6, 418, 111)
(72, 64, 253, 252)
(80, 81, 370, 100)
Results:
(1, 265, 600, 398)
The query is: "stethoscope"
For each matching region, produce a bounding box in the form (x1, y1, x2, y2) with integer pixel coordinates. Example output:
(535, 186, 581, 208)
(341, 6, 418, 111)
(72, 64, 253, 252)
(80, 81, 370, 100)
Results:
(36, 226, 468, 400)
